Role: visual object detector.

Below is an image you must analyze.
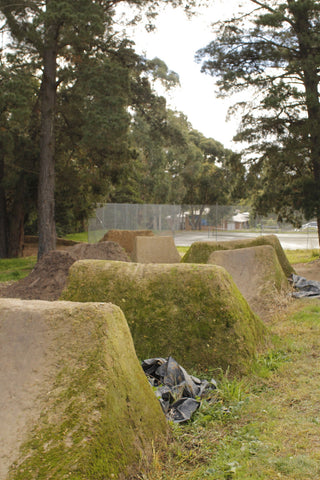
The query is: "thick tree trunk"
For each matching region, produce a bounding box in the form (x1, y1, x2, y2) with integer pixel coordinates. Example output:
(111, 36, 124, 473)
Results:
(38, 11, 58, 260)
(7, 190, 25, 258)
(0, 155, 8, 258)
(293, 4, 320, 247)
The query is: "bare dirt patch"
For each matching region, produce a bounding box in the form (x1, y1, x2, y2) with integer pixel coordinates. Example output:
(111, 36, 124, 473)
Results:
(293, 259, 320, 282)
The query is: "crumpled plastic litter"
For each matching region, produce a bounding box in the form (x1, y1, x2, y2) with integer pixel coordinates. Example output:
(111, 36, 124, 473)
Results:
(291, 274, 320, 298)
(141, 356, 217, 423)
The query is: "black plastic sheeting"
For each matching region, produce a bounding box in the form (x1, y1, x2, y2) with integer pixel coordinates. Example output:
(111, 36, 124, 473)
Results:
(141, 356, 216, 423)
(291, 274, 320, 298)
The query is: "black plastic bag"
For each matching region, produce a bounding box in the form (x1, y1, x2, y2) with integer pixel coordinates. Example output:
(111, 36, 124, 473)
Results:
(141, 356, 216, 423)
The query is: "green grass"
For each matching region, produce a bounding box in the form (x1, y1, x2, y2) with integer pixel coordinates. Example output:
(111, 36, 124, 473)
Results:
(147, 300, 320, 479)
(284, 248, 319, 264)
(0, 232, 87, 282)
(64, 231, 88, 242)
(0, 256, 36, 282)
(177, 246, 189, 256)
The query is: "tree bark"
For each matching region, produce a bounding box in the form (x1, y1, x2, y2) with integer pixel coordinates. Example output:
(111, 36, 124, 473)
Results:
(291, 2, 320, 246)
(7, 183, 25, 258)
(0, 154, 8, 258)
(38, 8, 59, 260)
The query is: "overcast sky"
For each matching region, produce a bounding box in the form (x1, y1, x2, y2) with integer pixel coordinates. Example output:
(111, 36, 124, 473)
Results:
(122, 1, 250, 149)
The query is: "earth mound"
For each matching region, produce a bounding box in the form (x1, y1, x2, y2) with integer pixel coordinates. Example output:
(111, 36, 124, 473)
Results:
(208, 245, 291, 320)
(99, 229, 154, 256)
(2, 250, 76, 300)
(61, 260, 266, 374)
(181, 234, 294, 278)
(0, 299, 167, 480)
(67, 241, 129, 261)
(1, 242, 128, 301)
(131, 236, 181, 263)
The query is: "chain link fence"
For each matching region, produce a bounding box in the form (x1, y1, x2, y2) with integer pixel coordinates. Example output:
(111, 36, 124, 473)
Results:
(88, 203, 302, 243)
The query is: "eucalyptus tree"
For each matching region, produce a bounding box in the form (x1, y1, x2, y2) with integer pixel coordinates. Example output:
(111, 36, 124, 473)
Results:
(197, 0, 320, 242)
(0, 0, 201, 258)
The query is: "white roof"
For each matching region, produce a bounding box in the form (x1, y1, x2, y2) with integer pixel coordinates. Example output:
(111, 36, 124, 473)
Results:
(232, 212, 249, 223)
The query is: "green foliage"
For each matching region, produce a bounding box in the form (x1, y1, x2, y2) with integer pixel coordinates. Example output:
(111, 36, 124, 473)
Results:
(2, 0, 230, 256)
(197, 0, 320, 240)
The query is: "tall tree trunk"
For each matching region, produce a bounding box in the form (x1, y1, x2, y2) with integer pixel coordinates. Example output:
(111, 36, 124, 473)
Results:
(38, 10, 59, 260)
(293, 3, 320, 247)
(0, 154, 8, 258)
(8, 181, 25, 258)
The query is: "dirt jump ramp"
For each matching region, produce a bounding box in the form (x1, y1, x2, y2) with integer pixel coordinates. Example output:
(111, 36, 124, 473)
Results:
(131, 236, 181, 263)
(208, 245, 290, 320)
(0, 299, 167, 480)
(181, 234, 295, 278)
(62, 261, 266, 374)
(99, 229, 154, 256)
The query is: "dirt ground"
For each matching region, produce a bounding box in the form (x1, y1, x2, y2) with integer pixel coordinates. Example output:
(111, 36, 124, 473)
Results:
(293, 259, 320, 282)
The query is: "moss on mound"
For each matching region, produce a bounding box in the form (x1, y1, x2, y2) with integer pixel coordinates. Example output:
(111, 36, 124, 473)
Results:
(181, 234, 294, 277)
(61, 261, 266, 375)
(2, 300, 167, 480)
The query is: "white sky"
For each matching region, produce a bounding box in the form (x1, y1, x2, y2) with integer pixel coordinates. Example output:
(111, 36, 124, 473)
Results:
(121, 1, 250, 149)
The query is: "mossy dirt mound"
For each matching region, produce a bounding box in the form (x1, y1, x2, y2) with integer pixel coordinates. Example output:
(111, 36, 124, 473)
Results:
(208, 245, 291, 320)
(181, 234, 294, 278)
(62, 261, 266, 374)
(0, 299, 167, 480)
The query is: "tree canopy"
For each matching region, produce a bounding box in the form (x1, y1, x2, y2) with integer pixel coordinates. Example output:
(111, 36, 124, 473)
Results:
(0, 0, 205, 258)
(197, 0, 320, 242)
(0, 0, 242, 256)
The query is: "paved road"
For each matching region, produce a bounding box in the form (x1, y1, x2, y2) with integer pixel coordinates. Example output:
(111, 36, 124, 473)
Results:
(173, 230, 319, 250)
